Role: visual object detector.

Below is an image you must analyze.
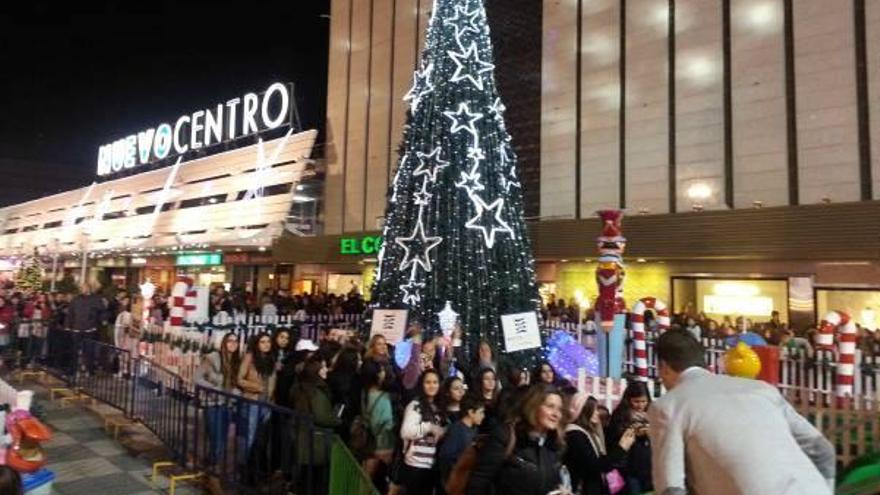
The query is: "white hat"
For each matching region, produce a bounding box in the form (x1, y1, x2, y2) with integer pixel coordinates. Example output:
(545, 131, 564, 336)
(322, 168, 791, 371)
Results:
(295, 339, 319, 352)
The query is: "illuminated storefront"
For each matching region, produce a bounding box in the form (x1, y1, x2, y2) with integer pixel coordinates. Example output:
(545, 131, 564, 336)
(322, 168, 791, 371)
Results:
(816, 287, 880, 329)
(672, 277, 788, 322)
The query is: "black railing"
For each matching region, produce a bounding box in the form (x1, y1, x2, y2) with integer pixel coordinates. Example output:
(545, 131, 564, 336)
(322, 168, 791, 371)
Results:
(77, 339, 134, 414)
(130, 360, 194, 465)
(33, 331, 333, 495)
(192, 385, 332, 495)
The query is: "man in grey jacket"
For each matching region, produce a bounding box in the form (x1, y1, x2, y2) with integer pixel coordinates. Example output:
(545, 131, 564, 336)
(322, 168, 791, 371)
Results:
(650, 329, 835, 495)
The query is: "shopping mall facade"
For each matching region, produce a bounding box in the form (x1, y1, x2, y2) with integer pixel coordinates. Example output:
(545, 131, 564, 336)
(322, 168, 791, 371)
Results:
(1, 0, 879, 330)
(274, 0, 880, 331)
(0, 82, 322, 295)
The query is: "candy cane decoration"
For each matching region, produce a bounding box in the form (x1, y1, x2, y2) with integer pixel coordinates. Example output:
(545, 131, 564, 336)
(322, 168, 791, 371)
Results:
(168, 277, 194, 371)
(817, 311, 857, 399)
(631, 297, 671, 382)
(169, 276, 192, 327)
(184, 285, 197, 320)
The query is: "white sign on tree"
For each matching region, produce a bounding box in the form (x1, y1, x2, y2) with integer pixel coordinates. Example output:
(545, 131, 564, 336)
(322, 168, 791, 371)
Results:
(370, 309, 409, 344)
(501, 311, 541, 353)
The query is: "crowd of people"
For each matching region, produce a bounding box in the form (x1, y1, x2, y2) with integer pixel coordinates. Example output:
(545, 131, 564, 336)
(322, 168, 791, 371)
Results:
(209, 285, 367, 320)
(0, 279, 847, 494)
(0, 280, 368, 347)
(190, 319, 837, 494)
(189, 314, 660, 495)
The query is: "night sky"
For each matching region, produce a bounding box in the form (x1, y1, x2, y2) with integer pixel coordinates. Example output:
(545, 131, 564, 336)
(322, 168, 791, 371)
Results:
(0, 0, 330, 205)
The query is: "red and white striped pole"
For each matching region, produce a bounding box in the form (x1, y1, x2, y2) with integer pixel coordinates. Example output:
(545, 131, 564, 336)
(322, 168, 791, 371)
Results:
(168, 277, 193, 370)
(822, 311, 857, 400)
(631, 297, 670, 382)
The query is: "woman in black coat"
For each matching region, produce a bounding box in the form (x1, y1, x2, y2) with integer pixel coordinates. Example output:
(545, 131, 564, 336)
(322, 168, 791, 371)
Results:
(607, 383, 653, 494)
(327, 347, 361, 440)
(564, 396, 635, 494)
(465, 384, 568, 495)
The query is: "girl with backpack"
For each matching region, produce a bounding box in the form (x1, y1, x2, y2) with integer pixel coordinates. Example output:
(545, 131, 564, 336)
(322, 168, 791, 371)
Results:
(357, 359, 395, 492)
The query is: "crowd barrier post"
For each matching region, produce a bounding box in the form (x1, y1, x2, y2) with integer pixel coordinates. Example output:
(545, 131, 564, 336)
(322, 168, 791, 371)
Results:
(190, 384, 334, 495)
(76, 339, 135, 415)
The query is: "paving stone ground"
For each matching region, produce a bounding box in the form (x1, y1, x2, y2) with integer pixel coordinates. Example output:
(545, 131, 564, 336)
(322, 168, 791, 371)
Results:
(20, 376, 204, 495)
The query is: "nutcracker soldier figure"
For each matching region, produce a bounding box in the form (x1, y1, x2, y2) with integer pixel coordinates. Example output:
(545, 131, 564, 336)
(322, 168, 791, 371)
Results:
(594, 210, 627, 378)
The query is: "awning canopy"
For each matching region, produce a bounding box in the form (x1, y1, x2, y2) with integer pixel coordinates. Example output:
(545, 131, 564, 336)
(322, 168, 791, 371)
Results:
(0, 129, 318, 258)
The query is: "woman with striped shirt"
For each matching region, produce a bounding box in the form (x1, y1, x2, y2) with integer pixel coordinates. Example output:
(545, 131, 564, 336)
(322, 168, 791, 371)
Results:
(400, 369, 446, 494)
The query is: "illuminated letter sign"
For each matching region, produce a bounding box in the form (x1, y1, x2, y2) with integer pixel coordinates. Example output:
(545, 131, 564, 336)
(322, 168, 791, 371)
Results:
(96, 82, 293, 176)
(176, 253, 223, 266)
(340, 235, 383, 255)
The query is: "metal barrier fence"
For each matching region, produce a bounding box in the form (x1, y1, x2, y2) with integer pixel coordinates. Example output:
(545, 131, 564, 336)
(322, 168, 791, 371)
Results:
(35, 332, 336, 495)
(191, 385, 332, 495)
(77, 339, 134, 414)
(131, 360, 194, 465)
(42, 328, 79, 385)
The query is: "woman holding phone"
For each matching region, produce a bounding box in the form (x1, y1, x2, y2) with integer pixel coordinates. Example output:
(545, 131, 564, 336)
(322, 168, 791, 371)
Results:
(608, 383, 653, 494)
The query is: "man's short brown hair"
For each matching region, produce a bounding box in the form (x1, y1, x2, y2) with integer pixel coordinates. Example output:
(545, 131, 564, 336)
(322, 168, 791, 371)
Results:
(656, 329, 705, 372)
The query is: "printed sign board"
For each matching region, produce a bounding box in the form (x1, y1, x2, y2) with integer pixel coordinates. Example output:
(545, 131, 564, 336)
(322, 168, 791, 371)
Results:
(501, 311, 542, 352)
(370, 309, 409, 344)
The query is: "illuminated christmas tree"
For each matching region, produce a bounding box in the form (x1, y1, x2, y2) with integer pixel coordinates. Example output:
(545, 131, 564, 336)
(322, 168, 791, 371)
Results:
(371, 0, 542, 363)
(15, 249, 44, 293)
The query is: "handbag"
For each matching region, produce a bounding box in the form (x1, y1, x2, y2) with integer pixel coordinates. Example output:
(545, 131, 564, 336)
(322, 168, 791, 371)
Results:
(350, 392, 384, 461)
(605, 469, 625, 495)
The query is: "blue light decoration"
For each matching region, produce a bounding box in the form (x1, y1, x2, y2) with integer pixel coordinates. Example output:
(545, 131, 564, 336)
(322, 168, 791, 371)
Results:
(395, 339, 414, 370)
(546, 330, 599, 384)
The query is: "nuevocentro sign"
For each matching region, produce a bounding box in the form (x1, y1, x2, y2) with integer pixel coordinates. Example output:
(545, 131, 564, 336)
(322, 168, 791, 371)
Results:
(97, 82, 292, 176)
(340, 235, 382, 255)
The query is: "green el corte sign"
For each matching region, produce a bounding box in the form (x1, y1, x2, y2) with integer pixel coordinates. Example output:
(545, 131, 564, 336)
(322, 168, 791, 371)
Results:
(176, 253, 223, 266)
(340, 235, 383, 256)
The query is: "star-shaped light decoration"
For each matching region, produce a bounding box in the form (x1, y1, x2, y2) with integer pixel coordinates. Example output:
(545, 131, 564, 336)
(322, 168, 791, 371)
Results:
(501, 146, 522, 191)
(403, 62, 435, 114)
(390, 153, 408, 203)
(467, 146, 486, 164)
(447, 42, 495, 90)
(395, 220, 443, 271)
(499, 145, 512, 167)
(456, 170, 485, 196)
(443, 5, 481, 41)
(506, 165, 522, 191)
(413, 147, 450, 182)
(413, 181, 432, 206)
(489, 97, 506, 118)
(466, 195, 514, 248)
(443, 103, 483, 137)
(504, 168, 522, 193)
(401, 280, 426, 306)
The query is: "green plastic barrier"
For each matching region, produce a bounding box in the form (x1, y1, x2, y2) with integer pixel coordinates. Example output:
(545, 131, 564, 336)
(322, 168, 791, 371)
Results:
(329, 435, 380, 495)
(837, 453, 880, 495)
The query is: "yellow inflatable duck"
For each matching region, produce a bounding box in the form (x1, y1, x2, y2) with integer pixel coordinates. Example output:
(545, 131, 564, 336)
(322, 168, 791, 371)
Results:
(724, 341, 762, 379)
